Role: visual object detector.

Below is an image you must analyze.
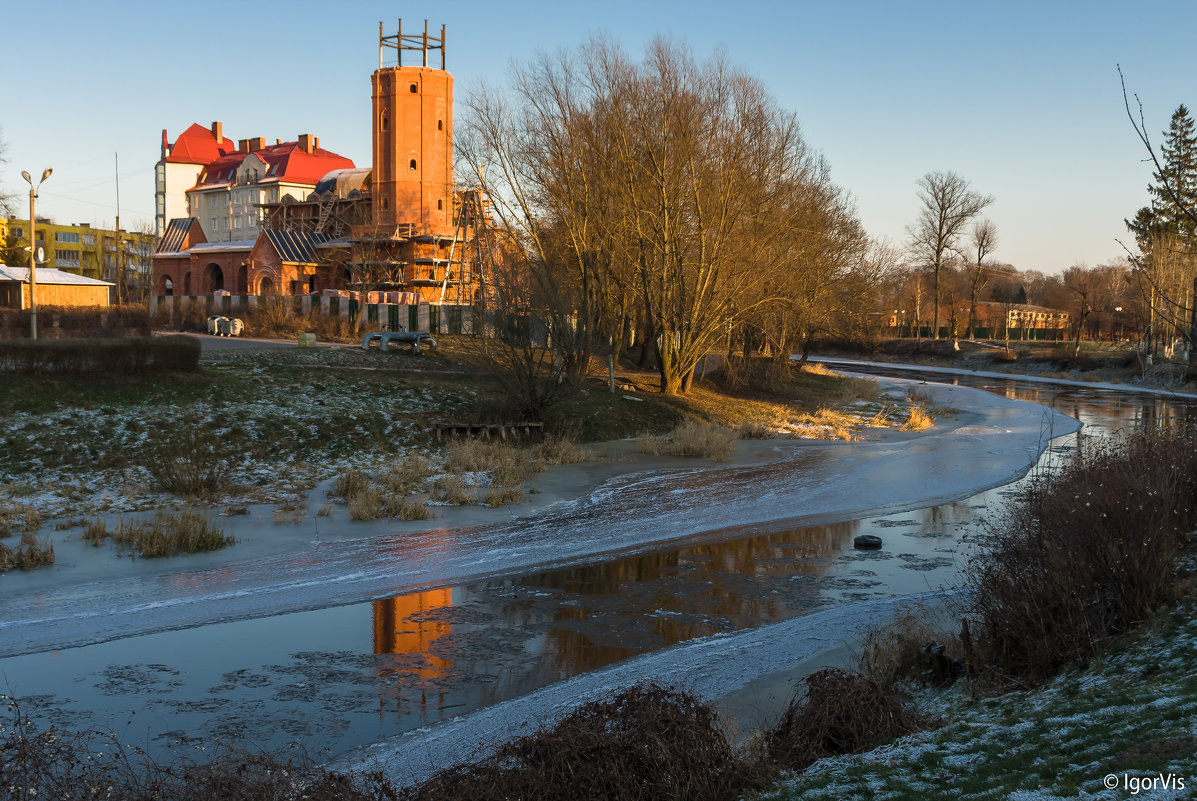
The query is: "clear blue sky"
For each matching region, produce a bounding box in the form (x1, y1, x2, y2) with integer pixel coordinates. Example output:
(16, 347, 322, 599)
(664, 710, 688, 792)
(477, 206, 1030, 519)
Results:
(3, 0, 1194, 273)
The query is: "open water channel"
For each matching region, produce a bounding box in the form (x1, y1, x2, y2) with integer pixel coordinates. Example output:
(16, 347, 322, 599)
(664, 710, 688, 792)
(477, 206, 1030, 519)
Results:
(0, 368, 1193, 762)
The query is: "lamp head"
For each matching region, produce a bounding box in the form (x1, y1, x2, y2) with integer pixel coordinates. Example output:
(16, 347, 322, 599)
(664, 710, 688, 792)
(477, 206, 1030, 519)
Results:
(21, 170, 31, 185)
(40, 168, 52, 183)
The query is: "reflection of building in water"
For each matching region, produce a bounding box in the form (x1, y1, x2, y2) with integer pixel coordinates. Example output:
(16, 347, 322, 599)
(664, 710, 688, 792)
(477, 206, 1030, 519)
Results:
(372, 589, 453, 721)
(511, 520, 859, 677)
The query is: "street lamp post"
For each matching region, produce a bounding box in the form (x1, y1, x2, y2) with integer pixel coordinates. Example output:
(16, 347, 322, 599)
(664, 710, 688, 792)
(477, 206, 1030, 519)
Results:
(21, 168, 53, 340)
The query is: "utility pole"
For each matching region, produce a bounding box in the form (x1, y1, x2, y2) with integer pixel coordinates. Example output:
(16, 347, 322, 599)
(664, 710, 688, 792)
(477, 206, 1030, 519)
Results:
(115, 153, 123, 304)
(21, 168, 53, 340)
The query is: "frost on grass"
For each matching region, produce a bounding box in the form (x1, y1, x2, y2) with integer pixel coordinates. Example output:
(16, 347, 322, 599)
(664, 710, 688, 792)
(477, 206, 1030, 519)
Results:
(0, 351, 478, 521)
(761, 600, 1197, 800)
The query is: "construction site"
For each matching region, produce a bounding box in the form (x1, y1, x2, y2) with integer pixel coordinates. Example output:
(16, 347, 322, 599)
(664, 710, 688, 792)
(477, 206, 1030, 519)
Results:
(152, 20, 507, 312)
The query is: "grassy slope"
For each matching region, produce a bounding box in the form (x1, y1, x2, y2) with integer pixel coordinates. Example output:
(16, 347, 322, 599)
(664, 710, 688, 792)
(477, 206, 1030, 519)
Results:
(761, 568, 1197, 800)
(0, 340, 895, 519)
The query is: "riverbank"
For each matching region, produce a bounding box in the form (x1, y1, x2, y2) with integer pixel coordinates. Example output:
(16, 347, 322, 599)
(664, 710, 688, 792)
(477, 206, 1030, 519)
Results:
(0, 376, 1079, 659)
(814, 339, 1196, 395)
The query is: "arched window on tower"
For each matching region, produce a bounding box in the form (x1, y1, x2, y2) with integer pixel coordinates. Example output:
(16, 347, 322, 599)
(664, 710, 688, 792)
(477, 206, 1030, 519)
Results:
(380, 111, 388, 132)
(409, 159, 417, 171)
(409, 83, 418, 93)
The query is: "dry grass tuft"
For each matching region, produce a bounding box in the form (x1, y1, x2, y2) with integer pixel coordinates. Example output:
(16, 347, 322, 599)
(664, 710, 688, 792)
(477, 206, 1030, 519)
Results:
(0, 531, 55, 571)
(484, 486, 524, 507)
(108, 512, 233, 558)
(338, 470, 433, 521)
(737, 418, 775, 439)
(536, 433, 586, 465)
(759, 668, 927, 772)
(0, 504, 41, 538)
(430, 475, 473, 505)
(900, 403, 934, 432)
(638, 420, 737, 461)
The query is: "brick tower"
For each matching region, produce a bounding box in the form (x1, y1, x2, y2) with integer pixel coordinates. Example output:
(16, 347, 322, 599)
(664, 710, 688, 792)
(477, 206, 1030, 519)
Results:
(371, 20, 454, 236)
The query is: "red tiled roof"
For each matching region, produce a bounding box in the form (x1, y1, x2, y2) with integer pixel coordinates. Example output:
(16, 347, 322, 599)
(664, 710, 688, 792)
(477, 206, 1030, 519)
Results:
(165, 123, 237, 165)
(192, 142, 354, 189)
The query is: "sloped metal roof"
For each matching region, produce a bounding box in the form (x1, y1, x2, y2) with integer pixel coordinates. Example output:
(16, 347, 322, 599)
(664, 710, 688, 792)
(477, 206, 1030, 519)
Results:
(156, 218, 195, 254)
(0, 266, 113, 286)
(264, 230, 331, 264)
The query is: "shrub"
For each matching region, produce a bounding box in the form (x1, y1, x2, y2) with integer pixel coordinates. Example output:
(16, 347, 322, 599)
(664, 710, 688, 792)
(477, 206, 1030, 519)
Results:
(967, 426, 1197, 685)
(0, 335, 200, 375)
(759, 668, 926, 772)
(0, 695, 396, 801)
(402, 683, 763, 801)
(857, 605, 964, 689)
(141, 425, 231, 497)
(0, 305, 150, 340)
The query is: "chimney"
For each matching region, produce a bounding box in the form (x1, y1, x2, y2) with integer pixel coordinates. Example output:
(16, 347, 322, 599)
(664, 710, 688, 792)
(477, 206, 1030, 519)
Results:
(211, 121, 223, 142)
(161, 129, 169, 158)
(314, 136, 320, 152)
(249, 137, 266, 152)
(276, 139, 282, 146)
(238, 139, 249, 154)
(298, 133, 314, 153)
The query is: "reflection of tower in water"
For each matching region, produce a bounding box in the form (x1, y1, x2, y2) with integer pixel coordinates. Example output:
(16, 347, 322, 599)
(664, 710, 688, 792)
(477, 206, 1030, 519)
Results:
(372, 589, 453, 723)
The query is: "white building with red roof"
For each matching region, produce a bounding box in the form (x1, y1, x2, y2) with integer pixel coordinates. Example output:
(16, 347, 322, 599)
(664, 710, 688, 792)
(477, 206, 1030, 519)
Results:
(185, 134, 354, 243)
(154, 122, 236, 237)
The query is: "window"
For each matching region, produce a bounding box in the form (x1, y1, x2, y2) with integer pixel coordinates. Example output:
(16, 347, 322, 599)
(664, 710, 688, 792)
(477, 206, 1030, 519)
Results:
(437, 119, 443, 131)
(56, 249, 81, 265)
(56, 231, 80, 244)
(409, 159, 417, 170)
(381, 111, 389, 132)
(437, 199, 442, 210)
(381, 197, 389, 210)
(82, 234, 95, 245)
(409, 83, 418, 93)
(10, 227, 23, 239)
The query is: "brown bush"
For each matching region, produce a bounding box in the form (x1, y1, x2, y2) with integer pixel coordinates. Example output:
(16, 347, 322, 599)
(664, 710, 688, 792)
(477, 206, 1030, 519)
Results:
(402, 683, 764, 801)
(430, 475, 473, 505)
(0, 305, 150, 340)
(140, 424, 232, 497)
(857, 606, 964, 689)
(759, 668, 925, 772)
(967, 425, 1197, 685)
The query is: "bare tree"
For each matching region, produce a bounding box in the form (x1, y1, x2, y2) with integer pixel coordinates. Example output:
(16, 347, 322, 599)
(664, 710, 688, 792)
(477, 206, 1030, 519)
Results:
(0, 127, 16, 218)
(907, 171, 992, 340)
(964, 219, 998, 339)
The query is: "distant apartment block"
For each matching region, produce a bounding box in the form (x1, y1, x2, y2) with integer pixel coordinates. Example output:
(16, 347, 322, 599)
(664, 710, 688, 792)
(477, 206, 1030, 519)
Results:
(0, 218, 154, 287)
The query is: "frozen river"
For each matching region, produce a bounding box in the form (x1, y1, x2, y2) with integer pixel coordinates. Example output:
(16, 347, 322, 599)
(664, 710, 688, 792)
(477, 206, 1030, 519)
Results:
(0, 368, 1191, 776)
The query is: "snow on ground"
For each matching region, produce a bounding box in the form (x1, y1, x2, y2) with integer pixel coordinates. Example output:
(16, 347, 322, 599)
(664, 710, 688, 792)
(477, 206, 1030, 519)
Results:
(0, 379, 1079, 662)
